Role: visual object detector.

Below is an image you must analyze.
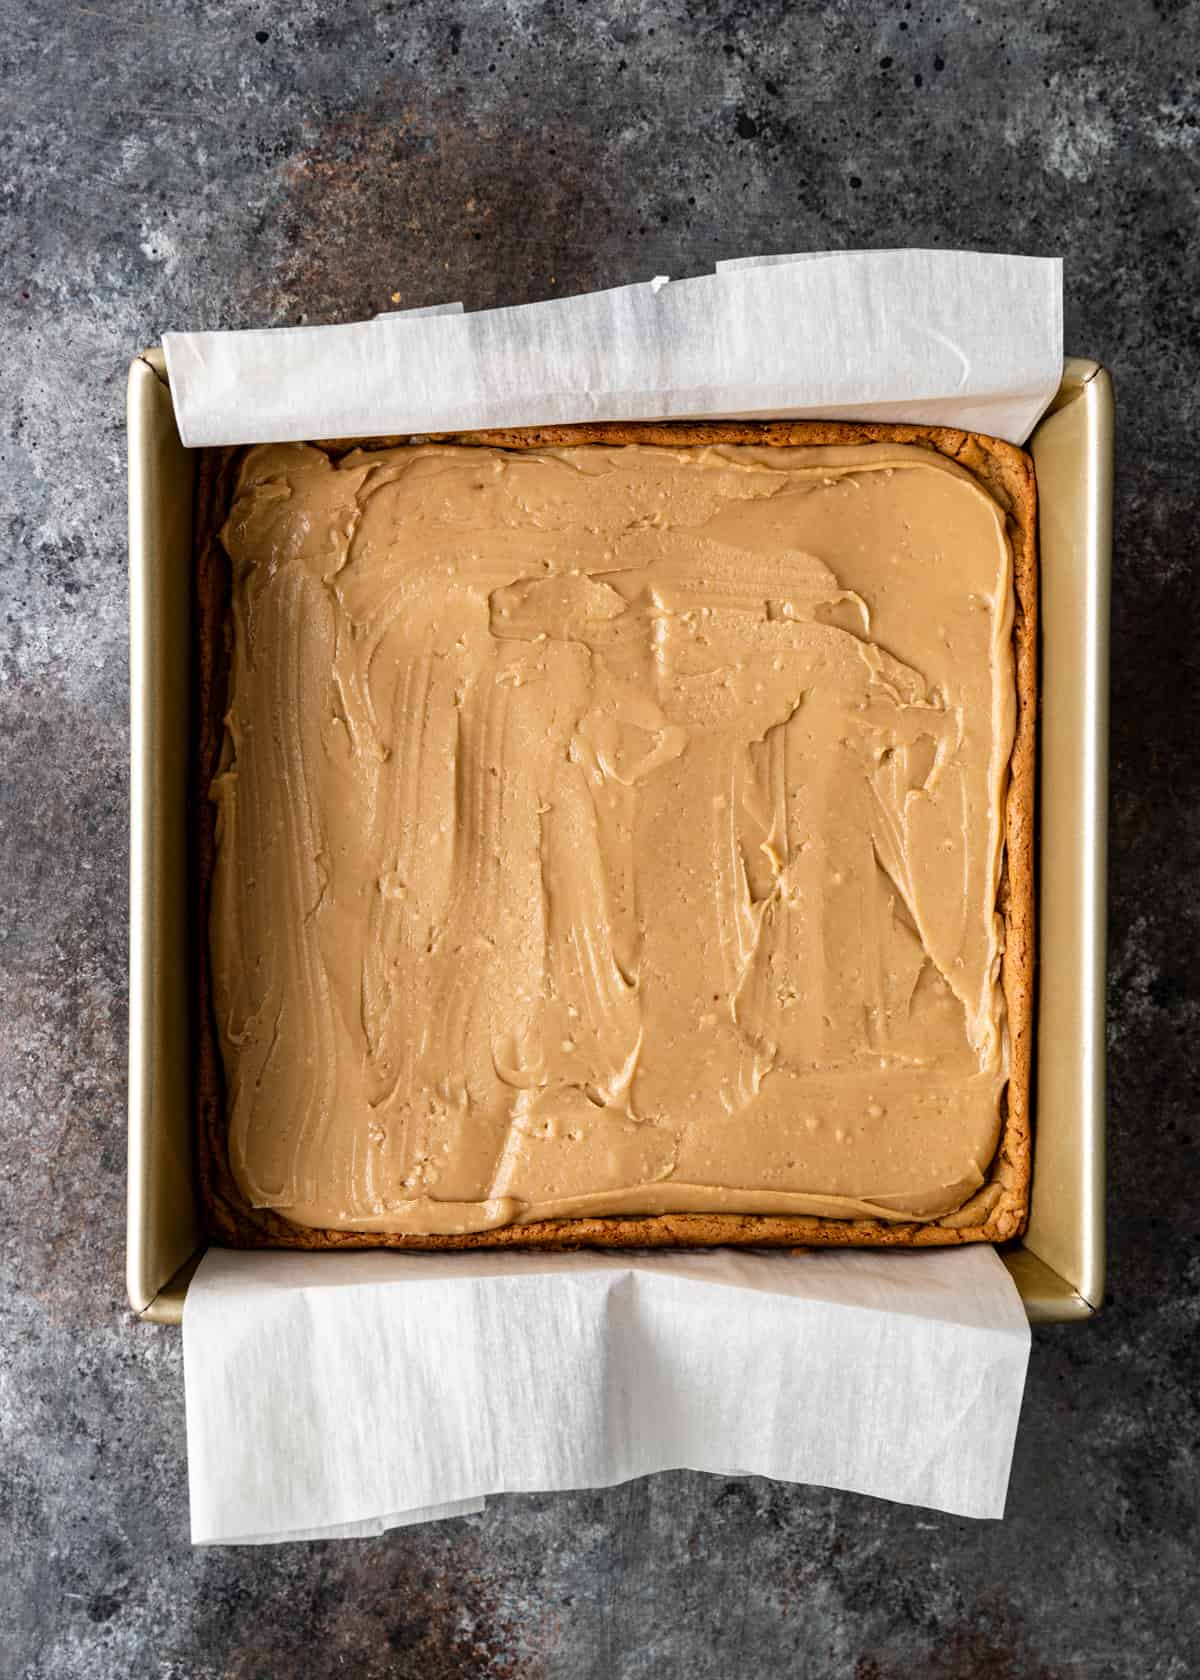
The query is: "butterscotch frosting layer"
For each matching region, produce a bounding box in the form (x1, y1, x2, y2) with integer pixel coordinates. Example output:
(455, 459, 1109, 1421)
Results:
(212, 440, 1015, 1235)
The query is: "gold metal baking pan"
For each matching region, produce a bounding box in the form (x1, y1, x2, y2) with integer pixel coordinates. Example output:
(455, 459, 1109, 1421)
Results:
(126, 350, 1111, 1325)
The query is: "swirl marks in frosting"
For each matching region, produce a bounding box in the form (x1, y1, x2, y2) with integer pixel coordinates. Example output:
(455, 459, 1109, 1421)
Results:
(212, 440, 1014, 1233)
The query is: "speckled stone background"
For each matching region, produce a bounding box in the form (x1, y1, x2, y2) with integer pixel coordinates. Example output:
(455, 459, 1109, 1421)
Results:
(2, 1, 1198, 1675)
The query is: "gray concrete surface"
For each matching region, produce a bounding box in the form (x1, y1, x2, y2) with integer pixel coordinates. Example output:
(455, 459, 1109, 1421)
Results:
(2, 1, 1198, 1675)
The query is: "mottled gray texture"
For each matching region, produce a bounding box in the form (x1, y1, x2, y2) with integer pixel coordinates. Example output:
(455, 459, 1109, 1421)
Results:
(1, 0, 1197, 1674)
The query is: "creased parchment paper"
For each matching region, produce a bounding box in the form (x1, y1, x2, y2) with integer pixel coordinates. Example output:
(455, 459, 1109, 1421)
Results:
(177, 248, 1054, 1543)
(185, 1245, 1030, 1544)
(163, 248, 1061, 447)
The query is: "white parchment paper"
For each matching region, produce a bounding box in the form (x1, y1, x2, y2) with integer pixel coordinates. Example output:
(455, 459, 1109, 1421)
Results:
(177, 249, 1055, 1543)
(163, 248, 1061, 447)
(185, 1245, 1030, 1544)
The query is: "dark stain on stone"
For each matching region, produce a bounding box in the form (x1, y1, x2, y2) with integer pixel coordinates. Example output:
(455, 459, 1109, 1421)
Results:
(181, 1526, 547, 1679)
(387, 1615, 430, 1651)
(855, 1626, 1064, 1680)
(266, 107, 609, 321)
(936, 1628, 1063, 1680)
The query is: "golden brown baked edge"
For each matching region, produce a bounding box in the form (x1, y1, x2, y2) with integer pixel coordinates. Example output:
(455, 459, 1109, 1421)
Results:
(193, 418, 1036, 1252)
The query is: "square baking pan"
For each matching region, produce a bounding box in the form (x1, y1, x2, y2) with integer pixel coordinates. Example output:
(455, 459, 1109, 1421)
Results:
(126, 351, 1111, 1325)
